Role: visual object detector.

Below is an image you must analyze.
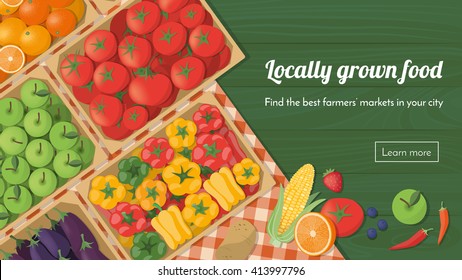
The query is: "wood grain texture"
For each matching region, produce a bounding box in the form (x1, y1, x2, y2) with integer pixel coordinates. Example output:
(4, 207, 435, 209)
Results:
(208, 0, 462, 259)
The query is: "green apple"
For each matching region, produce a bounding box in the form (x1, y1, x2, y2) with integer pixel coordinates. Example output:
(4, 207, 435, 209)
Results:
(71, 136, 95, 169)
(392, 189, 428, 225)
(1, 156, 30, 185)
(20, 79, 50, 108)
(0, 177, 5, 197)
(25, 139, 55, 168)
(28, 168, 57, 197)
(0, 204, 9, 229)
(47, 103, 72, 123)
(41, 94, 62, 109)
(0, 126, 28, 155)
(3, 185, 32, 214)
(49, 122, 79, 150)
(0, 148, 4, 166)
(0, 98, 25, 127)
(23, 109, 53, 138)
(53, 150, 82, 179)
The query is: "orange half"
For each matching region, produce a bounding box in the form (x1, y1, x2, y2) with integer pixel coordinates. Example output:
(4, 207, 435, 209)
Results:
(1, 0, 23, 7)
(0, 45, 25, 74)
(295, 212, 336, 256)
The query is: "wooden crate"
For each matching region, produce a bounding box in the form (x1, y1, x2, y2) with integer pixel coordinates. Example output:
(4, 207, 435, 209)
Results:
(0, 67, 106, 237)
(46, 0, 246, 154)
(0, 191, 123, 260)
(75, 92, 276, 260)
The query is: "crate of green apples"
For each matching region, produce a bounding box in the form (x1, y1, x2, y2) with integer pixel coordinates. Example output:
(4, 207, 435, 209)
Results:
(0, 68, 105, 232)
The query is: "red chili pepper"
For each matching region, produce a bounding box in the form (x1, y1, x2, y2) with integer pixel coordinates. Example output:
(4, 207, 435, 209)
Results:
(224, 130, 246, 163)
(438, 201, 449, 245)
(389, 228, 433, 250)
(141, 137, 175, 168)
(192, 133, 233, 171)
(193, 104, 224, 133)
(109, 203, 147, 237)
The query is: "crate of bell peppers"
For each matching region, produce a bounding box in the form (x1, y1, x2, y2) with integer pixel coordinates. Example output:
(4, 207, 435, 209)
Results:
(0, 191, 122, 260)
(77, 93, 276, 259)
(46, 0, 245, 155)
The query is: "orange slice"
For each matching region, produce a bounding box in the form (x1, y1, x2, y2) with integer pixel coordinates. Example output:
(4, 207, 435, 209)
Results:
(0, 45, 25, 74)
(295, 212, 336, 256)
(1, 0, 23, 7)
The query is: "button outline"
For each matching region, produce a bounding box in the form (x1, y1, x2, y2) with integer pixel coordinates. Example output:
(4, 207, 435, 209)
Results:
(374, 141, 440, 163)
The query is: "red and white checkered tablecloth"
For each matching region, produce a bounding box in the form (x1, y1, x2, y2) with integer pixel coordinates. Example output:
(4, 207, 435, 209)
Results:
(175, 83, 344, 260)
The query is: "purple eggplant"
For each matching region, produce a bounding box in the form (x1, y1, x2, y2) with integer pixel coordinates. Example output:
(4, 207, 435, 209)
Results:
(56, 212, 108, 259)
(0, 249, 24, 260)
(30, 242, 56, 260)
(36, 228, 71, 259)
(10, 236, 31, 260)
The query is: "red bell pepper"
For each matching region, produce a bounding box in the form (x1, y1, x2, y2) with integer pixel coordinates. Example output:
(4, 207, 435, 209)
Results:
(141, 137, 175, 168)
(192, 104, 224, 133)
(109, 203, 147, 237)
(192, 133, 232, 171)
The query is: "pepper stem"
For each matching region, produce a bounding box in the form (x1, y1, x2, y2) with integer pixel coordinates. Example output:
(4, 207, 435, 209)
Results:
(422, 228, 434, 235)
(440, 201, 446, 210)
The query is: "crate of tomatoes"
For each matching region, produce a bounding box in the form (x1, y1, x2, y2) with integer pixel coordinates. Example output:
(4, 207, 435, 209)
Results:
(0, 191, 123, 260)
(0, 0, 100, 86)
(76, 92, 275, 260)
(47, 0, 245, 154)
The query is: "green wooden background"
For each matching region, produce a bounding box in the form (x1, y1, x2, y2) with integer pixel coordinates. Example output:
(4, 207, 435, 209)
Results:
(208, 0, 462, 259)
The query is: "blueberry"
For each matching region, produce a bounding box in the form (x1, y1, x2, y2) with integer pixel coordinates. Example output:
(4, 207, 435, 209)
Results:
(377, 219, 388, 231)
(367, 228, 377, 240)
(367, 207, 378, 218)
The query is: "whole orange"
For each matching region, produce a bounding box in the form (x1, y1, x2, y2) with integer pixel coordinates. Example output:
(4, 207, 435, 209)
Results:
(19, 25, 52, 56)
(0, 17, 27, 46)
(18, 0, 50, 25)
(46, 8, 76, 37)
(47, 0, 74, 8)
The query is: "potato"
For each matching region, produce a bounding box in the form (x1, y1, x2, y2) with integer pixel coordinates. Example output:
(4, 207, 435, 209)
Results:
(215, 219, 257, 260)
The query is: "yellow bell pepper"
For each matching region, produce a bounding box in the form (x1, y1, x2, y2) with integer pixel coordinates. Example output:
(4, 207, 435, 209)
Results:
(117, 235, 134, 248)
(165, 118, 197, 149)
(182, 193, 219, 228)
(204, 167, 246, 211)
(232, 158, 261, 185)
(88, 175, 126, 210)
(151, 206, 193, 250)
(135, 180, 167, 211)
(122, 184, 138, 204)
(162, 157, 201, 196)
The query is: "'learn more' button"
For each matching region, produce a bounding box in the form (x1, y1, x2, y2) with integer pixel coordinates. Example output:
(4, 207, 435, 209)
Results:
(375, 141, 439, 163)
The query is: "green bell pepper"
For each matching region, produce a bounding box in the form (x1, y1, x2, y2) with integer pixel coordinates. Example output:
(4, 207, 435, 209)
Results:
(130, 232, 167, 260)
(118, 157, 150, 189)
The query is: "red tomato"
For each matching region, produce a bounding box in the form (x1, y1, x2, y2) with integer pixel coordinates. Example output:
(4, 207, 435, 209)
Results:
(146, 105, 162, 119)
(101, 122, 132, 140)
(72, 81, 102, 104)
(150, 55, 171, 77)
(110, 9, 134, 42)
(170, 57, 205, 90)
(89, 94, 124, 127)
(157, 86, 179, 108)
(217, 45, 231, 71)
(320, 198, 364, 237)
(129, 74, 173, 106)
(84, 30, 118, 63)
(198, 55, 220, 78)
(180, 4, 205, 29)
(60, 54, 94, 87)
(122, 106, 149, 131)
(93, 62, 131, 95)
(203, 11, 213, 26)
(158, 0, 188, 13)
(152, 22, 187, 56)
(159, 9, 181, 24)
(189, 25, 225, 57)
(126, 2, 161, 35)
(118, 36, 152, 69)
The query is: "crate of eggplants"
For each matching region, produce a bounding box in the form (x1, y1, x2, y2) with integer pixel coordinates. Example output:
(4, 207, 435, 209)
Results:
(1, 211, 108, 260)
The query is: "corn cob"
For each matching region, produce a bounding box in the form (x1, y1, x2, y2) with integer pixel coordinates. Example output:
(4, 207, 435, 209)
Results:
(278, 164, 315, 235)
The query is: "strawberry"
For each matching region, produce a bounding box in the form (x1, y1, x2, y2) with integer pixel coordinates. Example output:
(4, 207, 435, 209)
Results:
(323, 169, 343, 193)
